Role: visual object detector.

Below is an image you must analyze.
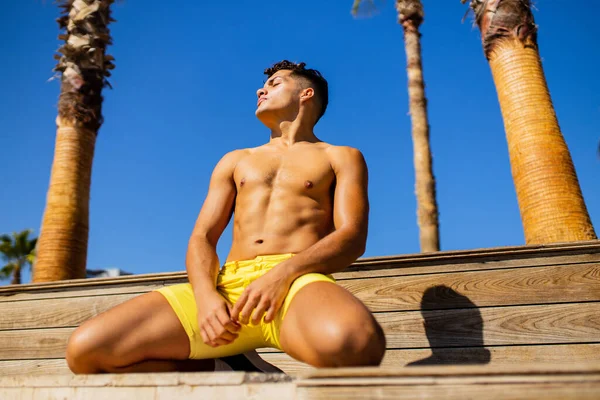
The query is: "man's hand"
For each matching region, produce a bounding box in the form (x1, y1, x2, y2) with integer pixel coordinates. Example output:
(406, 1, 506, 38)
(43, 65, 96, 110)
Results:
(197, 290, 241, 347)
(231, 268, 293, 325)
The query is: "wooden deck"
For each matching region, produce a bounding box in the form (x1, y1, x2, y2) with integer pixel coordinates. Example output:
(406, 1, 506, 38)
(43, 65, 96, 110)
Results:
(1, 240, 599, 397)
(2, 364, 600, 399)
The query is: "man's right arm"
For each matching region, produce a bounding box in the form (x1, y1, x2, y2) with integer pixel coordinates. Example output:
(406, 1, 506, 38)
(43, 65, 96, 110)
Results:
(186, 149, 243, 295)
(185, 150, 244, 346)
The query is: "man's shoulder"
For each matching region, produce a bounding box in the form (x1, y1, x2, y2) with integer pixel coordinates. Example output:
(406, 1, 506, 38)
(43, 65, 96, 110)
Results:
(323, 144, 366, 164)
(220, 148, 254, 163)
(213, 148, 253, 175)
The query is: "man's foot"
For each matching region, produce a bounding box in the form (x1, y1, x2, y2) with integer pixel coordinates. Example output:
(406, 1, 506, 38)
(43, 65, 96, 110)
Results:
(217, 350, 283, 373)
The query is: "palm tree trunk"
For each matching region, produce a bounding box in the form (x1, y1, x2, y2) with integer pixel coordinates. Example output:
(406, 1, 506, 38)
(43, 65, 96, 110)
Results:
(10, 262, 22, 285)
(34, 0, 115, 282)
(397, 0, 440, 252)
(464, 0, 596, 244)
(34, 121, 96, 281)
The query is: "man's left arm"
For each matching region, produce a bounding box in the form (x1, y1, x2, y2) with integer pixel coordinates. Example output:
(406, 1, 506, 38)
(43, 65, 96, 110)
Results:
(231, 147, 369, 324)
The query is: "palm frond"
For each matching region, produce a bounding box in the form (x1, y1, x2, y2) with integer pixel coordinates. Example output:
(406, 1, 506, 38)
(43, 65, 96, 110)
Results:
(351, 0, 384, 18)
(0, 263, 16, 279)
(0, 230, 37, 274)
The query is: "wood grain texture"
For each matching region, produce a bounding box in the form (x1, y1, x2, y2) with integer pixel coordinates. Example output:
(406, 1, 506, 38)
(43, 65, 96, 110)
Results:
(2, 240, 598, 296)
(258, 301, 600, 353)
(2, 264, 598, 331)
(334, 252, 600, 280)
(2, 382, 598, 400)
(377, 302, 600, 349)
(0, 281, 179, 303)
(342, 263, 600, 312)
(2, 367, 600, 400)
(260, 344, 600, 374)
(3, 344, 600, 377)
(296, 383, 600, 400)
(0, 359, 70, 376)
(0, 327, 73, 360)
(3, 302, 599, 360)
(0, 293, 140, 330)
(0, 385, 296, 400)
(2, 253, 594, 304)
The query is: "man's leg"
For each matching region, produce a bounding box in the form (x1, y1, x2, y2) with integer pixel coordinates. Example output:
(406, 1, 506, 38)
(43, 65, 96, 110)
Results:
(279, 281, 386, 367)
(66, 291, 214, 374)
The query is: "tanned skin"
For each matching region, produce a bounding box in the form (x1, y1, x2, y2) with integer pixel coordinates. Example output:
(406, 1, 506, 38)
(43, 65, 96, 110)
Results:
(65, 68, 386, 374)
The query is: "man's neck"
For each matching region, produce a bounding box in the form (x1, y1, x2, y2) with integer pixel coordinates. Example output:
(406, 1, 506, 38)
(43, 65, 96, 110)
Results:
(269, 119, 318, 146)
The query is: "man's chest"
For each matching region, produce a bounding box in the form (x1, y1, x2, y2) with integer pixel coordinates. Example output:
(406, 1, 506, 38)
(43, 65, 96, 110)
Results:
(234, 151, 335, 193)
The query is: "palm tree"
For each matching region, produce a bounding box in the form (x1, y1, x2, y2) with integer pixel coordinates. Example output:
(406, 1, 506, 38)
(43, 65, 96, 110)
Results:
(1, 230, 38, 285)
(461, 0, 596, 243)
(33, 0, 115, 282)
(352, 0, 440, 252)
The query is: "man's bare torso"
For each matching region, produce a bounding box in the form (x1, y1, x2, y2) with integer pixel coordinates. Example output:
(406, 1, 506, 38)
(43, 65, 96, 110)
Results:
(226, 141, 338, 262)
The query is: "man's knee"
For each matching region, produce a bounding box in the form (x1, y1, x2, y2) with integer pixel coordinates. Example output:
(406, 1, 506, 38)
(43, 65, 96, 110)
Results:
(66, 325, 92, 373)
(66, 322, 111, 374)
(319, 315, 386, 366)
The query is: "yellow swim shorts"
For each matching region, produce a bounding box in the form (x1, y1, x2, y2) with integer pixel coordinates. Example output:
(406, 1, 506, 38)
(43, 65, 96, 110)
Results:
(155, 253, 336, 359)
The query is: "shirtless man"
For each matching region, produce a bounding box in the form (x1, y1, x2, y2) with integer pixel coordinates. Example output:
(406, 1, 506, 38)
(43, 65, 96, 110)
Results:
(66, 60, 386, 373)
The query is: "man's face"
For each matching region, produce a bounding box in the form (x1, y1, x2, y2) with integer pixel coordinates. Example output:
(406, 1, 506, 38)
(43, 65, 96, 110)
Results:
(255, 69, 303, 124)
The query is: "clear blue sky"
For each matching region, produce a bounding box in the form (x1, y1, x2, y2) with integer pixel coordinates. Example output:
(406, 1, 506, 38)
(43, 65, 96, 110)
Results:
(1, 1, 598, 284)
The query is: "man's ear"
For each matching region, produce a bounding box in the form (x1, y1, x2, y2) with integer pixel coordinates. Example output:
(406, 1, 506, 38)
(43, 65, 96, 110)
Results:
(300, 87, 314, 103)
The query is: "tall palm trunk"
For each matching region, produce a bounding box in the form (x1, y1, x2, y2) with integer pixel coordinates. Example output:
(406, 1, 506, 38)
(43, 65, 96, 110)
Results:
(397, 0, 440, 252)
(11, 261, 22, 285)
(34, 0, 115, 282)
(463, 0, 596, 244)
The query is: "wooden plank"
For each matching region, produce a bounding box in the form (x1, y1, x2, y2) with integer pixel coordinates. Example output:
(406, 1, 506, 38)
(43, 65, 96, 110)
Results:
(260, 344, 600, 374)
(296, 382, 600, 400)
(334, 253, 600, 280)
(4, 344, 600, 377)
(1, 380, 599, 400)
(0, 327, 73, 360)
(155, 384, 296, 400)
(377, 302, 600, 349)
(2, 253, 596, 303)
(2, 263, 599, 330)
(0, 372, 291, 391)
(342, 263, 600, 312)
(0, 293, 140, 330)
(2, 240, 599, 297)
(3, 302, 600, 360)
(0, 359, 70, 376)
(336, 241, 600, 276)
(258, 302, 600, 353)
(2, 358, 600, 379)
(0, 372, 248, 387)
(3, 257, 596, 305)
(0, 281, 183, 303)
(2, 254, 595, 305)
(1, 367, 599, 400)
(0, 384, 296, 400)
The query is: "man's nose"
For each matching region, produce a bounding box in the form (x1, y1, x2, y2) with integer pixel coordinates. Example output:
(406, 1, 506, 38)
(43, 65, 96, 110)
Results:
(257, 88, 266, 98)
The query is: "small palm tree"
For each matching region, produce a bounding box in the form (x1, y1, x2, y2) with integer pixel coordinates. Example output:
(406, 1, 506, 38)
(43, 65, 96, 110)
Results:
(352, 0, 440, 252)
(1, 230, 38, 285)
(462, 0, 596, 243)
(34, 0, 115, 282)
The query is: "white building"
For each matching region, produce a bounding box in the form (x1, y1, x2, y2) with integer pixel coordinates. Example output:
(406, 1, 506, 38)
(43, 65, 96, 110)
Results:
(86, 268, 132, 278)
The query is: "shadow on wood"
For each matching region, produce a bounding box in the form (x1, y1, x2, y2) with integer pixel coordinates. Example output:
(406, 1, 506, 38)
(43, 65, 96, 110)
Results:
(408, 285, 491, 366)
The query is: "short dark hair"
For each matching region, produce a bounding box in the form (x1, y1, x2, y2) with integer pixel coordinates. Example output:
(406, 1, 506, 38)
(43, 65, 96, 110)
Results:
(264, 60, 329, 123)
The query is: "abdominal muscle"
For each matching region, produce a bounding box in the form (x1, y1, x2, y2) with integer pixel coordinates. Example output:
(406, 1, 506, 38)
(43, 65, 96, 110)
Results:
(225, 187, 333, 263)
